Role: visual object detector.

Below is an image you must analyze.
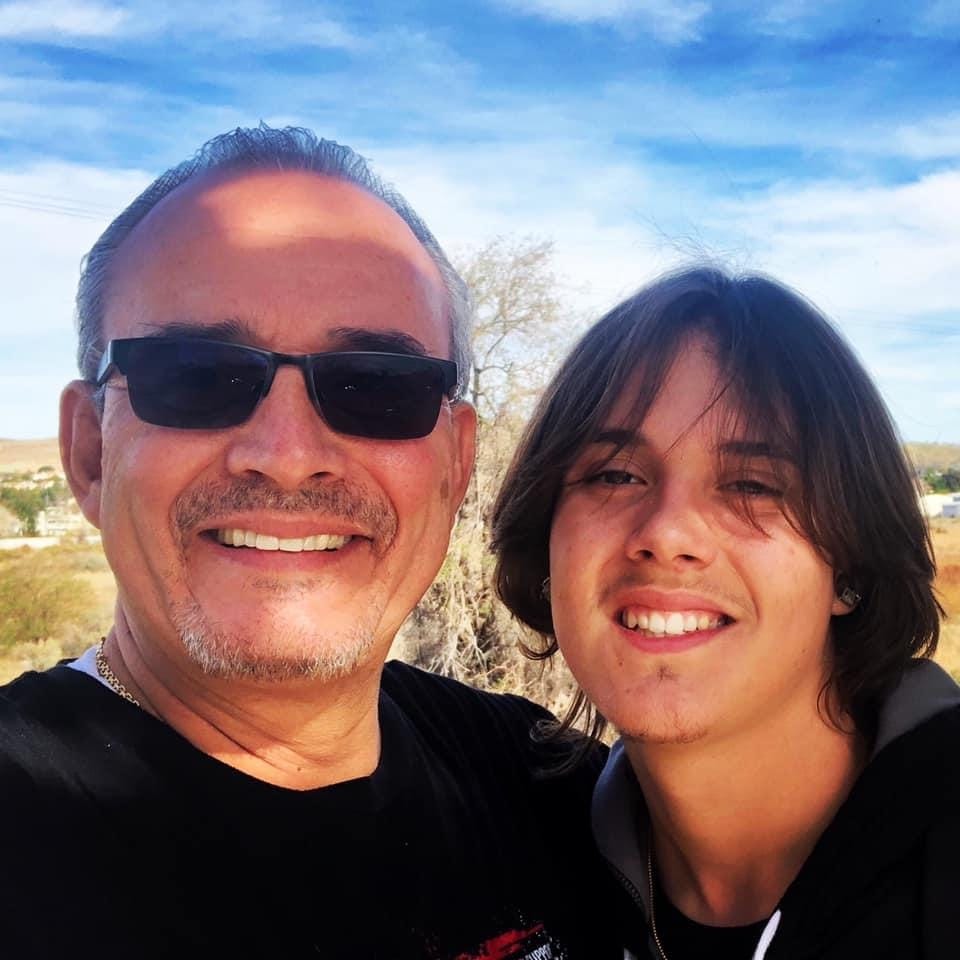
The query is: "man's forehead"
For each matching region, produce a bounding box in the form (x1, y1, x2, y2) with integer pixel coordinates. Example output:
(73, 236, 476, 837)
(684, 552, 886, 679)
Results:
(100, 167, 450, 353)
(117, 168, 436, 267)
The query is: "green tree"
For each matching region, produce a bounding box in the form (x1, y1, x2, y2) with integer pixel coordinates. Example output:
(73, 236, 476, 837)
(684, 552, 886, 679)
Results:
(40, 476, 68, 507)
(924, 469, 960, 493)
(0, 487, 45, 535)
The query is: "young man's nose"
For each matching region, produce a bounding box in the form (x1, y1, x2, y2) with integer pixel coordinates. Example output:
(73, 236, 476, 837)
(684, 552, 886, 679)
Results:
(624, 483, 718, 571)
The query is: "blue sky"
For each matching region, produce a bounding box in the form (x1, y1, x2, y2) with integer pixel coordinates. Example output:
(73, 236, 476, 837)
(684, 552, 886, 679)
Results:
(0, 0, 957, 440)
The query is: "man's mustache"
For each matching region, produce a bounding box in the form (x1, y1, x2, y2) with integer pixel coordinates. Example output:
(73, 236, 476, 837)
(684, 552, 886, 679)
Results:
(174, 477, 398, 549)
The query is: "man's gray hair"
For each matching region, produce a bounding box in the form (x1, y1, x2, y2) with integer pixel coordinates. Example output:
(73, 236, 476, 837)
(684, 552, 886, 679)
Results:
(76, 124, 472, 398)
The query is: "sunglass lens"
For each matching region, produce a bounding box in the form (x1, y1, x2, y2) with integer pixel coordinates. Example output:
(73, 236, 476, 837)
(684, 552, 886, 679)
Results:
(313, 355, 446, 440)
(124, 340, 268, 429)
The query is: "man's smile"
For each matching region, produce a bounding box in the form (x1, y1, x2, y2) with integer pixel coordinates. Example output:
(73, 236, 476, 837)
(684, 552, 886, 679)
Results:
(214, 529, 354, 552)
(619, 607, 734, 636)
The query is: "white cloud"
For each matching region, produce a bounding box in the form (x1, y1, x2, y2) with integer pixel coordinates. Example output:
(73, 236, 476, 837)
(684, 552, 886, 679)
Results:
(0, 143, 956, 442)
(427, 77, 944, 163)
(895, 113, 960, 160)
(706, 168, 960, 317)
(0, 0, 370, 50)
(494, 0, 710, 43)
(142, 1, 369, 51)
(371, 138, 675, 314)
(688, 167, 960, 441)
(0, 0, 127, 38)
(373, 139, 960, 440)
(0, 163, 150, 437)
(0, 163, 149, 331)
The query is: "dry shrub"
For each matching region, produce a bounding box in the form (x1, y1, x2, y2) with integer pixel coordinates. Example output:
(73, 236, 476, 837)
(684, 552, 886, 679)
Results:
(0, 549, 96, 649)
(932, 522, 960, 681)
(938, 563, 960, 612)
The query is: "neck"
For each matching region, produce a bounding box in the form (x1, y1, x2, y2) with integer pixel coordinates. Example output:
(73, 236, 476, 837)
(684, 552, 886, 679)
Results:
(627, 700, 865, 927)
(101, 612, 383, 791)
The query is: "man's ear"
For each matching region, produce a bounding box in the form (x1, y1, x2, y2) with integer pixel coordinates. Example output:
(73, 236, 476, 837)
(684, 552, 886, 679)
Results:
(448, 400, 478, 517)
(830, 579, 861, 617)
(59, 381, 103, 529)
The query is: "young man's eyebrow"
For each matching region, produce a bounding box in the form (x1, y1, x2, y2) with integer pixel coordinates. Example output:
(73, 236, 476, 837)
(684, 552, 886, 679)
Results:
(583, 433, 794, 462)
(719, 440, 794, 461)
(589, 428, 646, 449)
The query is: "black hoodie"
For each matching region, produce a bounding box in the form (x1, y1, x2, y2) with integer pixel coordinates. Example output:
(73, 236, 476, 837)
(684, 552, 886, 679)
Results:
(593, 660, 960, 960)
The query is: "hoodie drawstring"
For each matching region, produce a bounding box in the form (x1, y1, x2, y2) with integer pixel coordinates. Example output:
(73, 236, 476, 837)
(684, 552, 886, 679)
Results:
(751, 910, 781, 960)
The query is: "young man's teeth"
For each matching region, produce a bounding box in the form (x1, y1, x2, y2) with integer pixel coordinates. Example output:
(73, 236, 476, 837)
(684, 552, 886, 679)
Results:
(620, 609, 726, 635)
(215, 529, 352, 552)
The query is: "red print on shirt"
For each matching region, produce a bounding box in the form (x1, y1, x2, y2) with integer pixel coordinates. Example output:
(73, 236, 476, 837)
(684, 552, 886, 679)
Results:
(452, 923, 562, 960)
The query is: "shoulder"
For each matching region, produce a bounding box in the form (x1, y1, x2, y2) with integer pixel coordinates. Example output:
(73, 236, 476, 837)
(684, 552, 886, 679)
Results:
(382, 659, 606, 786)
(0, 662, 101, 717)
(874, 701, 960, 779)
(0, 664, 119, 771)
(382, 658, 552, 728)
(383, 660, 550, 718)
(0, 664, 75, 725)
(0, 666, 96, 806)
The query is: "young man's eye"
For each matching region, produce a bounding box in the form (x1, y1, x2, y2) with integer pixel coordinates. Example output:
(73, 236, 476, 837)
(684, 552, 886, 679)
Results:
(589, 469, 644, 486)
(724, 479, 783, 497)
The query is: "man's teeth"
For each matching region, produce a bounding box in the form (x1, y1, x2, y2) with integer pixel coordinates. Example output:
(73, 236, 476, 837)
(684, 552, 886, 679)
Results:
(620, 609, 728, 635)
(215, 529, 352, 552)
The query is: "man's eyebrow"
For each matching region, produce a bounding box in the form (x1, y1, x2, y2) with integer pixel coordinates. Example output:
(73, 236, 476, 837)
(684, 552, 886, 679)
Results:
(139, 322, 432, 358)
(719, 440, 794, 461)
(325, 326, 430, 357)
(143, 318, 254, 343)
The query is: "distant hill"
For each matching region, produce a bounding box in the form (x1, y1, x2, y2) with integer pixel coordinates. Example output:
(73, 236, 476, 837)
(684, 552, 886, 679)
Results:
(0, 439, 62, 475)
(905, 442, 960, 472)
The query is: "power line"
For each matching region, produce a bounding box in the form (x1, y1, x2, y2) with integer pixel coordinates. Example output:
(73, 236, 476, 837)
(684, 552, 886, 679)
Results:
(0, 189, 115, 221)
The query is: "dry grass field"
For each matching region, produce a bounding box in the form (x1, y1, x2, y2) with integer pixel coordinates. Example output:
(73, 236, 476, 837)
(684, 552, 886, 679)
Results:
(905, 442, 960, 472)
(0, 545, 115, 684)
(931, 519, 960, 680)
(0, 438, 61, 474)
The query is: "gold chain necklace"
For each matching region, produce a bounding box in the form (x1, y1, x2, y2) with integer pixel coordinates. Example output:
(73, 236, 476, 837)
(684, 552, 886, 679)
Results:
(648, 841, 670, 960)
(95, 638, 141, 707)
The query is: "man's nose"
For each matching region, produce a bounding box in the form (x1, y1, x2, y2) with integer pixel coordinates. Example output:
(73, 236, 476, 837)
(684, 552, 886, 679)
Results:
(624, 482, 718, 571)
(223, 365, 349, 489)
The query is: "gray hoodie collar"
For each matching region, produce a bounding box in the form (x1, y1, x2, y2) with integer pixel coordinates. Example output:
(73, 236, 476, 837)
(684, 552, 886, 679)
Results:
(592, 658, 960, 911)
(592, 738, 651, 914)
(871, 658, 960, 755)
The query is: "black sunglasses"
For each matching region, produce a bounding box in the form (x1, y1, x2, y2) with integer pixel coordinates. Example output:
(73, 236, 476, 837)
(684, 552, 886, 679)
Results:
(96, 337, 459, 440)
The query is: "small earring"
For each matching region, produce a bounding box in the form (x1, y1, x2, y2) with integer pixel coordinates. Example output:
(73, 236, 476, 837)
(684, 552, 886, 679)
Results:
(838, 585, 861, 608)
(540, 576, 551, 601)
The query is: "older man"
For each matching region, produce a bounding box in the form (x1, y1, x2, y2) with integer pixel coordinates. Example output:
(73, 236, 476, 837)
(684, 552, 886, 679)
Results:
(0, 127, 614, 959)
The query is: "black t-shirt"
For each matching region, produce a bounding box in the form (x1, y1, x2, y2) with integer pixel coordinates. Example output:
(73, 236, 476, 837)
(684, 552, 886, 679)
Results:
(0, 661, 622, 959)
(653, 873, 769, 960)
